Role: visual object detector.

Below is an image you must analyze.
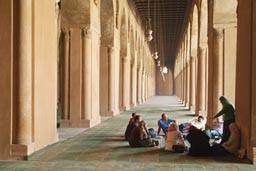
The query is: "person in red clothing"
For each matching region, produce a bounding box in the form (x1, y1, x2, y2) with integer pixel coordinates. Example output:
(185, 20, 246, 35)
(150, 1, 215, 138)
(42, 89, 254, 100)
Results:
(129, 112, 137, 123)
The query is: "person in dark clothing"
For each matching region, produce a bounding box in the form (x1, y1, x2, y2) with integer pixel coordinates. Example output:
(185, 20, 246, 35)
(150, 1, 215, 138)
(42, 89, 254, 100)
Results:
(186, 126, 211, 156)
(124, 115, 141, 140)
(129, 121, 156, 147)
(213, 96, 235, 143)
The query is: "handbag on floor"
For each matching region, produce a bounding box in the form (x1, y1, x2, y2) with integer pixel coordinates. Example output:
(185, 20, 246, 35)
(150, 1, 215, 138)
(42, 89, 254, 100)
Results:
(172, 139, 186, 153)
(172, 144, 185, 153)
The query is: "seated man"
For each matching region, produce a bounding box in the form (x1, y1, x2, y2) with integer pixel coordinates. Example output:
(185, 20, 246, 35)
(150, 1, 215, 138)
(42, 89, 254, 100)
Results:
(190, 115, 206, 130)
(124, 115, 141, 141)
(129, 121, 158, 147)
(129, 112, 137, 124)
(157, 113, 174, 135)
(179, 115, 206, 134)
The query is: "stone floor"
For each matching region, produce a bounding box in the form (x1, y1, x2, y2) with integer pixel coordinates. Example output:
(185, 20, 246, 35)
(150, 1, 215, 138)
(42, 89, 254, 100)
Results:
(1, 96, 256, 171)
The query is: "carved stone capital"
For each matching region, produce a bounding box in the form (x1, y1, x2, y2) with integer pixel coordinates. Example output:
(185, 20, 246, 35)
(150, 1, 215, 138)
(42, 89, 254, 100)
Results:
(62, 27, 70, 40)
(81, 27, 91, 38)
(108, 46, 115, 56)
(213, 28, 224, 39)
(122, 56, 131, 63)
(190, 56, 196, 60)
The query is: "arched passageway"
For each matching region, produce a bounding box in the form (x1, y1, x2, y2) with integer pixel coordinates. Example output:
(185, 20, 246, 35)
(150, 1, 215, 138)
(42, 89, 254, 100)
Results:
(1, 96, 255, 170)
(1, 0, 256, 165)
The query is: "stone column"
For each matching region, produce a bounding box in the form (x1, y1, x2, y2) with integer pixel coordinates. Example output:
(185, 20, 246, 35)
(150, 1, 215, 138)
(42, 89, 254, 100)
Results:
(196, 45, 207, 114)
(181, 57, 184, 102)
(137, 65, 142, 104)
(213, 28, 224, 115)
(122, 57, 130, 110)
(17, 0, 32, 144)
(145, 72, 148, 99)
(62, 28, 70, 120)
(131, 59, 137, 107)
(184, 63, 187, 103)
(82, 28, 92, 120)
(12, 0, 33, 159)
(108, 47, 115, 114)
(189, 56, 196, 111)
(186, 61, 190, 107)
(141, 68, 146, 102)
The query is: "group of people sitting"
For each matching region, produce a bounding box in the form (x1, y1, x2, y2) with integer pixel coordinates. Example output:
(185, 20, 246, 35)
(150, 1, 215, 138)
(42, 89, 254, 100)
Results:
(186, 96, 243, 157)
(124, 113, 159, 147)
(124, 96, 244, 158)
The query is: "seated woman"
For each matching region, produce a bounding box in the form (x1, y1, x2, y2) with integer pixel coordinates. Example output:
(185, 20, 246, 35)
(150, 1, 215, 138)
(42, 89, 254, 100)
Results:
(165, 122, 184, 151)
(210, 122, 241, 156)
(186, 126, 211, 156)
(129, 121, 157, 147)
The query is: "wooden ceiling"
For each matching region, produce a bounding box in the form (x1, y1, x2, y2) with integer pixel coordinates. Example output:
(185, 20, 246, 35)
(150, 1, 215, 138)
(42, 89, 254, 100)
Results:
(129, 0, 190, 68)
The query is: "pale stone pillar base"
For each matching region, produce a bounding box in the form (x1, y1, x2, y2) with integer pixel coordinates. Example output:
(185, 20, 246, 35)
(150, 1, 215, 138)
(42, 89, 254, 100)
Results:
(124, 105, 130, 110)
(186, 102, 190, 108)
(119, 106, 126, 112)
(252, 147, 256, 165)
(60, 117, 101, 128)
(190, 105, 195, 112)
(101, 110, 120, 117)
(182, 100, 186, 106)
(10, 143, 34, 160)
(130, 103, 136, 108)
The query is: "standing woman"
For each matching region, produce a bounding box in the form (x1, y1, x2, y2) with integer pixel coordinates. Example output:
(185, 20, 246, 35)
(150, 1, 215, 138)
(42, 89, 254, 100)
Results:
(213, 96, 235, 143)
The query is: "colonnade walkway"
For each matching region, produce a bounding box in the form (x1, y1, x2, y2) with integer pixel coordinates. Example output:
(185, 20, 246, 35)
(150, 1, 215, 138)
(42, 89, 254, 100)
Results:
(1, 96, 256, 171)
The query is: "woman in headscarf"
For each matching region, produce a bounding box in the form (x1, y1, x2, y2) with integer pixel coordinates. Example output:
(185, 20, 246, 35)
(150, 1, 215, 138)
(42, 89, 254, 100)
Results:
(213, 96, 235, 143)
(165, 122, 184, 151)
(210, 122, 241, 156)
(187, 126, 211, 156)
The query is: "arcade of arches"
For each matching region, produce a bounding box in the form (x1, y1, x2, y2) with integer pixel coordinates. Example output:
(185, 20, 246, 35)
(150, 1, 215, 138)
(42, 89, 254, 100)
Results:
(0, 0, 256, 164)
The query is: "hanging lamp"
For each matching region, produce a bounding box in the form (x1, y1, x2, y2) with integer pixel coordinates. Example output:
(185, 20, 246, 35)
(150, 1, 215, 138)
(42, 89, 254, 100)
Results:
(145, 0, 153, 42)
